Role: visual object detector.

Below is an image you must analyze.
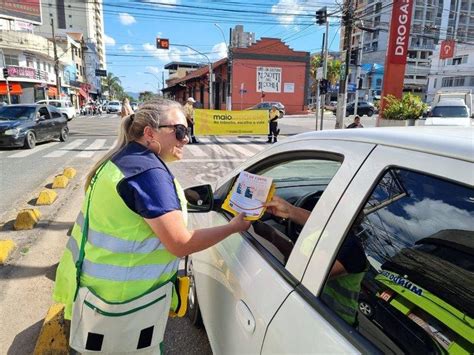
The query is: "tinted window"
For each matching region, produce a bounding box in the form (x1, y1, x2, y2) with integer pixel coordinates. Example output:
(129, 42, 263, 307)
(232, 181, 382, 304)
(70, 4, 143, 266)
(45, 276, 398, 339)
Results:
(0, 106, 35, 120)
(246, 159, 341, 264)
(39, 107, 51, 119)
(431, 106, 468, 117)
(51, 108, 62, 118)
(321, 169, 474, 354)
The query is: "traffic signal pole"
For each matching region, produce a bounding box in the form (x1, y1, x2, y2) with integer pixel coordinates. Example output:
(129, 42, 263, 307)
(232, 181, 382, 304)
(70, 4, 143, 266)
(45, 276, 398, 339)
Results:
(320, 19, 329, 130)
(335, 0, 354, 129)
(51, 18, 61, 99)
(353, 32, 364, 115)
(5, 76, 11, 105)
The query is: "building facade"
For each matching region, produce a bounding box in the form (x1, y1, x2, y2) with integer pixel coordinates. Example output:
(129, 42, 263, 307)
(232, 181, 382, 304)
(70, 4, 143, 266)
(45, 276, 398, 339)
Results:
(231, 25, 256, 49)
(426, 45, 474, 103)
(163, 38, 310, 114)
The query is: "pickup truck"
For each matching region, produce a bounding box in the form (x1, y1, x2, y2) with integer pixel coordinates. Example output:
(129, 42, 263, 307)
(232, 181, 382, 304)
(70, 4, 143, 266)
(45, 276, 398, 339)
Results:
(426, 90, 472, 126)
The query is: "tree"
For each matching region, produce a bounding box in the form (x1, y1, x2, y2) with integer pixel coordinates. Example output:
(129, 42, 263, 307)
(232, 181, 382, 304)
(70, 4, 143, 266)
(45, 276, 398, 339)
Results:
(102, 72, 122, 99)
(139, 91, 157, 102)
(382, 93, 427, 120)
(310, 54, 341, 94)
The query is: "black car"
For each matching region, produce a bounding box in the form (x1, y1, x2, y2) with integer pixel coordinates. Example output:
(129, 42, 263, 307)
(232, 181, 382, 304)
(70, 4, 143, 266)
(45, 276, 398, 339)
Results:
(345, 101, 376, 117)
(0, 104, 69, 149)
(246, 102, 285, 117)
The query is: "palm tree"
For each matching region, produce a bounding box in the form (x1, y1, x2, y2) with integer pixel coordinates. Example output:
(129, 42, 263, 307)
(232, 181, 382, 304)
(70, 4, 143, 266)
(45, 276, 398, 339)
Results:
(310, 55, 341, 94)
(103, 72, 122, 99)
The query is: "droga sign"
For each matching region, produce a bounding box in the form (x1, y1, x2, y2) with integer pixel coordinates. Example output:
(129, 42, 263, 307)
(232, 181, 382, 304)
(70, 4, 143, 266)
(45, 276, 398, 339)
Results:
(387, 0, 414, 65)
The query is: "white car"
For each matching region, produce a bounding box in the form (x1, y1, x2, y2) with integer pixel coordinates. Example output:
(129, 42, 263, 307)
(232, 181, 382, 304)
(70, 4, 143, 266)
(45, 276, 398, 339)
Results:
(36, 100, 76, 120)
(106, 101, 122, 114)
(426, 99, 472, 126)
(184, 127, 474, 354)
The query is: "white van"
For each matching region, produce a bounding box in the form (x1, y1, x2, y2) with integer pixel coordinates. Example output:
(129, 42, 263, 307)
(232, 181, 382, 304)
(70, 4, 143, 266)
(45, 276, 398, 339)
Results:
(36, 100, 76, 121)
(426, 91, 472, 127)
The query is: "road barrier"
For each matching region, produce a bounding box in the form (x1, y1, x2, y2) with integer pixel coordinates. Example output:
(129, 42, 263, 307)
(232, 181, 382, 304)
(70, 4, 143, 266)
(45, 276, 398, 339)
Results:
(63, 167, 77, 179)
(14, 208, 41, 230)
(52, 175, 69, 189)
(36, 189, 58, 205)
(0, 240, 16, 264)
(34, 304, 69, 355)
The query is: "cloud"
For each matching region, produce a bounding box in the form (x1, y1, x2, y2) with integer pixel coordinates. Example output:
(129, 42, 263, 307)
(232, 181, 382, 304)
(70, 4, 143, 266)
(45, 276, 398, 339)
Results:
(104, 34, 116, 46)
(120, 44, 134, 53)
(119, 13, 136, 25)
(146, 66, 161, 74)
(271, 0, 306, 26)
(210, 42, 228, 61)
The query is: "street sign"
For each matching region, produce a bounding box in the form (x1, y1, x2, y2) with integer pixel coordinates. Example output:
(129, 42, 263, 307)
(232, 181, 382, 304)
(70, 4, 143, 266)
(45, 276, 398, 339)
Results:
(95, 69, 107, 77)
(316, 67, 323, 80)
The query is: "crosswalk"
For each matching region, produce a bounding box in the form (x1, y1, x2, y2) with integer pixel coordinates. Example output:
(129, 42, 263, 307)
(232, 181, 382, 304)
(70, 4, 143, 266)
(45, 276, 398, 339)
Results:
(1, 136, 273, 161)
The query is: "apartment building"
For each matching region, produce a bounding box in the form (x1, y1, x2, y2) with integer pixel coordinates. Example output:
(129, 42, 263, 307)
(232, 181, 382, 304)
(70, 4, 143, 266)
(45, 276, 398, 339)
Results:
(231, 25, 256, 49)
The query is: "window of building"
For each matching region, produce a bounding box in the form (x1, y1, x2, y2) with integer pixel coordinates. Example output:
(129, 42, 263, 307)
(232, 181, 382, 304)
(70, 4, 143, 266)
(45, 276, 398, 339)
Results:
(433, 78, 437, 88)
(454, 76, 465, 86)
(48, 63, 52, 72)
(408, 51, 417, 59)
(452, 57, 462, 65)
(320, 168, 474, 353)
(441, 77, 454, 87)
(26, 58, 34, 68)
(376, 78, 382, 87)
(4, 54, 19, 66)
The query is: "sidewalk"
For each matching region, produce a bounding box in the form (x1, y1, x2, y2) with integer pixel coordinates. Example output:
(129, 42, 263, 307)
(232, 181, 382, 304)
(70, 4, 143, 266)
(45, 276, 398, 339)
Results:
(0, 179, 84, 354)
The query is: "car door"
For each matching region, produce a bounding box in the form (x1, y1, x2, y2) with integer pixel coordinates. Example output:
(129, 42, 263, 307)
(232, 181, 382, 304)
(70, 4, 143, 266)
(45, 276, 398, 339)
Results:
(189, 138, 375, 354)
(263, 145, 474, 354)
(35, 106, 53, 141)
(48, 107, 64, 138)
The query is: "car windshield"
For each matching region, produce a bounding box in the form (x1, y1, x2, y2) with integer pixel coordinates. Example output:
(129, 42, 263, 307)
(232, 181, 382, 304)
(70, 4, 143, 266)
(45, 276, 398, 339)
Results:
(0, 106, 35, 120)
(431, 106, 468, 117)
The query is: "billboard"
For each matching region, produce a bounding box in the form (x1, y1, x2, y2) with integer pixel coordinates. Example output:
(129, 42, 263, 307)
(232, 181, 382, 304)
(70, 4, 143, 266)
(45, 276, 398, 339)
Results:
(0, 0, 42, 25)
(256, 67, 282, 93)
(194, 109, 268, 135)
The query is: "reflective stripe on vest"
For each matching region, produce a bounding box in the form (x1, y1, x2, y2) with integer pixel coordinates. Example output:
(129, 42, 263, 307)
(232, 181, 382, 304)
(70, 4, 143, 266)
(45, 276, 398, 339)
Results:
(321, 271, 366, 325)
(74, 211, 167, 254)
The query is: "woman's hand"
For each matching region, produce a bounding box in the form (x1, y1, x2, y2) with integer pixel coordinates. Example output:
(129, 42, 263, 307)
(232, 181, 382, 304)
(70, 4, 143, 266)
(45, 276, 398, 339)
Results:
(264, 196, 293, 219)
(229, 213, 252, 233)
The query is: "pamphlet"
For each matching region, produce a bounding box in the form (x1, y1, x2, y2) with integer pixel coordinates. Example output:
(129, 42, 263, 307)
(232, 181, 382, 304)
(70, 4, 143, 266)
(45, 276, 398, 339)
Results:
(222, 171, 275, 221)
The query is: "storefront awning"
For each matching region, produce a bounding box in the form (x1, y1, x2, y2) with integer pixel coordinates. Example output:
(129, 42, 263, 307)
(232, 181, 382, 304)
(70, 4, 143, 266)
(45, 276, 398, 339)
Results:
(0, 82, 23, 95)
(79, 88, 88, 99)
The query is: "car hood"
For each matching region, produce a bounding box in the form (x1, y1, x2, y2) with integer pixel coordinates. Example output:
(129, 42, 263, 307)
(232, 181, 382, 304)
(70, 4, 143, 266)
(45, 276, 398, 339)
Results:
(0, 120, 23, 131)
(425, 117, 472, 127)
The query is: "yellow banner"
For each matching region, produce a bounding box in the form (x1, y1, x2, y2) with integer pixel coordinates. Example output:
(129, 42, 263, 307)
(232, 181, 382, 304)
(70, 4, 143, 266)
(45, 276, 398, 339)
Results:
(194, 109, 268, 135)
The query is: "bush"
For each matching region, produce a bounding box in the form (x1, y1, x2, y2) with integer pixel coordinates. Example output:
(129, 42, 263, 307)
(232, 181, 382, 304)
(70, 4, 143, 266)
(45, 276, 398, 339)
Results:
(383, 93, 427, 120)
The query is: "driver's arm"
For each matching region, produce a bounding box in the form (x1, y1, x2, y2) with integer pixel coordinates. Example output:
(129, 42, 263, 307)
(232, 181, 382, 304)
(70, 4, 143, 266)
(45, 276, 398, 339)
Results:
(265, 196, 310, 226)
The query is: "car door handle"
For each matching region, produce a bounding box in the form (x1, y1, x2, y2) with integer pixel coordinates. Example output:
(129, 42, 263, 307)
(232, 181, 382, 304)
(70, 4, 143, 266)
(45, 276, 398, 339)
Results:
(235, 300, 255, 334)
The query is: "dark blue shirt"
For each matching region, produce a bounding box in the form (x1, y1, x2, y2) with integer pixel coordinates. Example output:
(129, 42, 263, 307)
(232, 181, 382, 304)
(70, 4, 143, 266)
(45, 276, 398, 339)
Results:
(111, 142, 181, 219)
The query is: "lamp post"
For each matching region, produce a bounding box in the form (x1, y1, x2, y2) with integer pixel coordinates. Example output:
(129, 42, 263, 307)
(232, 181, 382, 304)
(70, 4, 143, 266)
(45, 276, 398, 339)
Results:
(215, 23, 232, 110)
(354, 21, 376, 115)
(173, 44, 213, 109)
(144, 71, 161, 95)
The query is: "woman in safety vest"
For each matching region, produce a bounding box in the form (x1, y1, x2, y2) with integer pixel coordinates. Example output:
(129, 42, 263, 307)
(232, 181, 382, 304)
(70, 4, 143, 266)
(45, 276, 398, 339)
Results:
(53, 98, 250, 353)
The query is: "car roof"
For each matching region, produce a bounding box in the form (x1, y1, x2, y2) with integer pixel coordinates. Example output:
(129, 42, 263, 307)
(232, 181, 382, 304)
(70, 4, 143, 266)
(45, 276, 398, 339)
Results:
(295, 126, 474, 162)
(3, 104, 41, 108)
(433, 99, 467, 107)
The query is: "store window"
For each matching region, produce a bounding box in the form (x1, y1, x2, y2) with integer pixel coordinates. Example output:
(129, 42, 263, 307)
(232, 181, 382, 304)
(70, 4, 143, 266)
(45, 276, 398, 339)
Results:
(4, 54, 19, 66)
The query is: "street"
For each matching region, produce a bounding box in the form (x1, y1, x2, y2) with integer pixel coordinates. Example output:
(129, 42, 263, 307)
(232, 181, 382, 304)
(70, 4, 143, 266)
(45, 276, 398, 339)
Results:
(0, 112, 322, 354)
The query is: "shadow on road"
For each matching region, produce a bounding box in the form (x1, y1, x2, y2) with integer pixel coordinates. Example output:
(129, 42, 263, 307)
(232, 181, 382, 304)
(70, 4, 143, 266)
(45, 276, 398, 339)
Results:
(7, 319, 44, 355)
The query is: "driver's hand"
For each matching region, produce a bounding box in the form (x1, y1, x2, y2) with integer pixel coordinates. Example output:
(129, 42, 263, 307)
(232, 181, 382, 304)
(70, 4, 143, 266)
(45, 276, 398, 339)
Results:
(264, 196, 293, 219)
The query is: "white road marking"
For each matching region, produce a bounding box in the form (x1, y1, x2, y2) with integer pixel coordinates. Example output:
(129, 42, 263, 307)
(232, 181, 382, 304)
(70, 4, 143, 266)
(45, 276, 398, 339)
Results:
(43, 139, 87, 158)
(216, 138, 256, 157)
(76, 139, 107, 158)
(185, 144, 208, 158)
(8, 142, 60, 158)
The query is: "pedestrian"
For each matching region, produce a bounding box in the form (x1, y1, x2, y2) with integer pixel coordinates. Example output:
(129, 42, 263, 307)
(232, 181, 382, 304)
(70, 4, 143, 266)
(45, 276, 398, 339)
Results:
(183, 97, 198, 143)
(267, 105, 280, 143)
(346, 115, 364, 128)
(121, 97, 134, 118)
(53, 98, 251, 354)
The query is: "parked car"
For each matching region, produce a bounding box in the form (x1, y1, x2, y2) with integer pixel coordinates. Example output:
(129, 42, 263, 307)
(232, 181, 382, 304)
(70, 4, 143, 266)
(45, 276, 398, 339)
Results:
(0, 104, 69, 149)
(106, 101, 122, 114)
(130, 102, 138, 111)
(36, 99, 76, 121)
(340, 101, 376, 116)
(184, 127, 473, 354)
(324, 101, 338, 112)
(246, 102, 285, 117)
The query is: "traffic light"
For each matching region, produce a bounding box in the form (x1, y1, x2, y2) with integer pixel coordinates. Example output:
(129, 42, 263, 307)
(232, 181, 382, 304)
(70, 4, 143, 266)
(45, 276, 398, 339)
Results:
(316, 7, 327, 25)
(350, 48, 359, 65)
(156, 38, 169, 50)
(3, 67, 8, 78)
(319, 79, 329, 95)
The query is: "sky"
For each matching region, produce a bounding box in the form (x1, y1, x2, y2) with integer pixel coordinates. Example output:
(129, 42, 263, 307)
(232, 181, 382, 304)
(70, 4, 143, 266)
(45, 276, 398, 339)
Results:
(102, 0, 342, 94)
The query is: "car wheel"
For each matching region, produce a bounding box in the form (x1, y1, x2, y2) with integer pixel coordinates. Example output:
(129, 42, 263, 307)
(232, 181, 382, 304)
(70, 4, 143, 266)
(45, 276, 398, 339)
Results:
(24, 131, 36, 149)
(367, 110, 374, 117)
(358, 300, 373, 318)
(60, 126, 69, 142)
(185, 257, 203, 328)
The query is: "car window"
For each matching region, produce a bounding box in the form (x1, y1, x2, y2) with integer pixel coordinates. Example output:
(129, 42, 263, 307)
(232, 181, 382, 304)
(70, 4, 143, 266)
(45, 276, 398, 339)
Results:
(320, 168, 474, 354)
(39, 107, 51, 119)
(0, 106, 35, 120)
(244, 158, 341, 265)
(50, 108, 62, 119)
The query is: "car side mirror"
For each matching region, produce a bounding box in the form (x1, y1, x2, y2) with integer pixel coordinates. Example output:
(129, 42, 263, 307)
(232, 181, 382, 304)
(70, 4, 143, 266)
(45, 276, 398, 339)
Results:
(184, 184, 214, 212)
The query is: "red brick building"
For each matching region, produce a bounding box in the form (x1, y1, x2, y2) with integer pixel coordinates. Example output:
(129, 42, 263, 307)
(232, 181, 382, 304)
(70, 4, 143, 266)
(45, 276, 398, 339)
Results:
(163, 38, 310, 114)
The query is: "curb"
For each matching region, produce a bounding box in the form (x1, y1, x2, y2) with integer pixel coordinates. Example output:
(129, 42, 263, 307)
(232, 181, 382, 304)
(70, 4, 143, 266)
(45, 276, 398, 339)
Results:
(14, 208, 41, 230)
(0, 240, 16, 264)
(33, 303, 69, 355)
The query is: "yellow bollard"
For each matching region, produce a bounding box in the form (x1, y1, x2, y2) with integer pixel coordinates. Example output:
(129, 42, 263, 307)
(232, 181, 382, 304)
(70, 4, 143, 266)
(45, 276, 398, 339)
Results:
(36, 189, 58, 205)
(33, 304, 69, 355)
(63, 167, 77, 179)
(52, 175, 69, 189)
(14, 209, 41, 230)
(0, 240, 16, 264)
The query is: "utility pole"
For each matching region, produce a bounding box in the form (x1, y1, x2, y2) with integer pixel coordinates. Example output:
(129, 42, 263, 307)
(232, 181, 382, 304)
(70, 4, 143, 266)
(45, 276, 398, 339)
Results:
(353, 31, 363, 115)
(335, 0, 354, 129)
(320, 17, 329, 130)
(51, 18, 61, 99)
(161, 71, 165, 95)
(227, 27, 233, 110)
(315, 6, 328, 130)
(315, 33, 324, 130)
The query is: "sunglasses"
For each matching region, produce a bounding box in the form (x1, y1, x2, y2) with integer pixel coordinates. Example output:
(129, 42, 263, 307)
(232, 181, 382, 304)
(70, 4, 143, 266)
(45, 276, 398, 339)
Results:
(158, 124, 189, 141)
